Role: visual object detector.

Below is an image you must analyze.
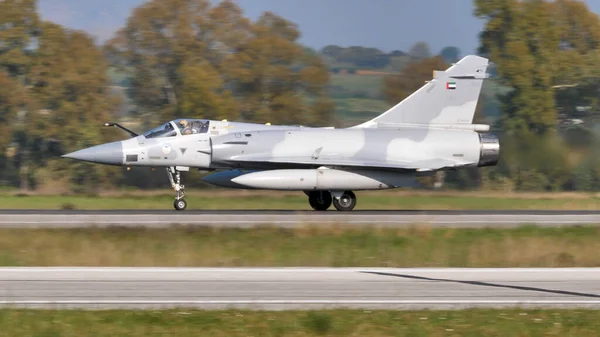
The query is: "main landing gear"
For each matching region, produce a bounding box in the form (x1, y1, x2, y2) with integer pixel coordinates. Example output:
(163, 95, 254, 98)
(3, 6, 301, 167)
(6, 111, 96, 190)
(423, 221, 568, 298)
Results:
(306, 190, 357, 211)
(308, 191, 332, 211)
(167, 167, 187, 211)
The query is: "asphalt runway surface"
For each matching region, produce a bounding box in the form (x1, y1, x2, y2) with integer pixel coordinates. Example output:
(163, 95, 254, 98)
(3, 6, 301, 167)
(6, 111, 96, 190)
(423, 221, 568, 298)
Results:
(0, 210, 599, 228)
(1, 267, 599, 310)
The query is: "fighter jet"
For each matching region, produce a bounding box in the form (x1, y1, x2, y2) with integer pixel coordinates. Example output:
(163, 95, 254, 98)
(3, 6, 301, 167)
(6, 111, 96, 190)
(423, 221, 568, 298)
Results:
(62, 55, 499, 211)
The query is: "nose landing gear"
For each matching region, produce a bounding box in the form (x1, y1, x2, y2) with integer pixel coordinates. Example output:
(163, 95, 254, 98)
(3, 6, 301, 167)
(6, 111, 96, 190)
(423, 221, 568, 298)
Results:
(167, 167, 187, 210)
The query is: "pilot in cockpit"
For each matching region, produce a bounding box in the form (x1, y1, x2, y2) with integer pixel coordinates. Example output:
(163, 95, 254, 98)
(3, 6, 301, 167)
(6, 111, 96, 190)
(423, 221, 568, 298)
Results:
(200, 121, 209, 133)
(177, 119, 208, 135)
(190, 121, 202, 134)
(179, 119, 193, 135)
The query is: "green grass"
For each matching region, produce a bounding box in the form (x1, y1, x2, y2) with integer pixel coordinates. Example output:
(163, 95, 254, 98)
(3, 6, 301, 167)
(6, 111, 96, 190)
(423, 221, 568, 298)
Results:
(0, 309, 599, 336)
(330, 73, 385, 99)
(1, 226, 600, 267)
(334, 97, 391, 125)
(328, 73, 390, 125)
(2, 190, 599, 210)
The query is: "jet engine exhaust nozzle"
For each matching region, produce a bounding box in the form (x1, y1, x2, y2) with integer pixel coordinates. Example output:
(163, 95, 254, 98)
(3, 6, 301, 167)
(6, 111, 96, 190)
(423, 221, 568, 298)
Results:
(477, 133, 500, 167)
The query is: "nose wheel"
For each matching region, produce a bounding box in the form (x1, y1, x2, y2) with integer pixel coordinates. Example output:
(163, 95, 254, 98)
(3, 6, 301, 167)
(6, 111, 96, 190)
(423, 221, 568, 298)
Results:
(167, 167, 187, 211)
(174, 199, 187, 211)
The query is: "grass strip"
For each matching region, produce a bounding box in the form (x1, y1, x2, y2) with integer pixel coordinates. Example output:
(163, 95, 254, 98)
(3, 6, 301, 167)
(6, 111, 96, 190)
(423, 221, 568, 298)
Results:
(1, 225, 599, 267)
(1, 191, 599, 210)
(0, 309, 599, 336)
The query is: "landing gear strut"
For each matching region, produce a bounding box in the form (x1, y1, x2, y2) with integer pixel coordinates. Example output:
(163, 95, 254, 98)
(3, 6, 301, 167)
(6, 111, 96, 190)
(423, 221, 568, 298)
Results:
(308, 190, 332, 211)
(167, 167, 187, 211)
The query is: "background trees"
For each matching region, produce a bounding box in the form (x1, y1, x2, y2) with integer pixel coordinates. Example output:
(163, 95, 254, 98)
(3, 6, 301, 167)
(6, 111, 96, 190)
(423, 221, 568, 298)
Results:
(474, 0, 600, 191)
(104, 0, 333, 129)
(0, 0, 119, 192)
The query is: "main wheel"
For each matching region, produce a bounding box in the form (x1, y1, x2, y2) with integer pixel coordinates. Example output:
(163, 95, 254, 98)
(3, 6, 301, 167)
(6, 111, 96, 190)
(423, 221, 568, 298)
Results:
(308, 190, 332, 211)
(333, 191, 356, 211)
(174, 199, 187, 211)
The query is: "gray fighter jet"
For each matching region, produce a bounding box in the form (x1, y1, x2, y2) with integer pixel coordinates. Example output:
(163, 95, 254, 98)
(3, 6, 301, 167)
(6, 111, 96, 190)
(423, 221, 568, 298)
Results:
(63, 55, 499, 211)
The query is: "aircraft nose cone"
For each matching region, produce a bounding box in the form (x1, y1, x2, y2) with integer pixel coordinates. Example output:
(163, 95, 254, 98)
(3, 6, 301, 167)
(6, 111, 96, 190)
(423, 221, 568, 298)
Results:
(61, 141, 124, 165)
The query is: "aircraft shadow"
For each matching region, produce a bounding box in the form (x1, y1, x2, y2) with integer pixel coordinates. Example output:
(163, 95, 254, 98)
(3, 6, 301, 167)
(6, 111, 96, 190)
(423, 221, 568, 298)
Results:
(361, 271, 600, 298)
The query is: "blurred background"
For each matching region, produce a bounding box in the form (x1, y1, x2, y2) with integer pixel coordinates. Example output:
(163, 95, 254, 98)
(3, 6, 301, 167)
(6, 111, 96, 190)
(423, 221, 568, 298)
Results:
(1, 0, 599, 195)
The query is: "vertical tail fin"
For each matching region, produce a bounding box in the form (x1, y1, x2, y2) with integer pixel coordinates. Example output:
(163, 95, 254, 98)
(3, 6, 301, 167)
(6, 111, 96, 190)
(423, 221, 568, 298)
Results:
(352, 55, 489, 128)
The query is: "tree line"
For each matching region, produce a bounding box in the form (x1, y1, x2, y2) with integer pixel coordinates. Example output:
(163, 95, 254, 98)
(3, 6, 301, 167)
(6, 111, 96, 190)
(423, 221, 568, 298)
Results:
(321, 43, 461, 73)
(475, 0, 600, 191)
(1, 0, 599, 193)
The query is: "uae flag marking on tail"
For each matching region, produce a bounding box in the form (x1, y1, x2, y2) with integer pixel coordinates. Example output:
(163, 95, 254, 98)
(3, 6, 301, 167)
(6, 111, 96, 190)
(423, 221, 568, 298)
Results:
(446, 82, 456, 90)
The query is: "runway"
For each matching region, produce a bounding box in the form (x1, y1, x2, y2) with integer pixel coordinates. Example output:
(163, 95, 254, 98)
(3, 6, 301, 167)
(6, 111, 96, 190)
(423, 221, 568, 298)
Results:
(0, 267, 599, 310)
(0, 210, 598, 228)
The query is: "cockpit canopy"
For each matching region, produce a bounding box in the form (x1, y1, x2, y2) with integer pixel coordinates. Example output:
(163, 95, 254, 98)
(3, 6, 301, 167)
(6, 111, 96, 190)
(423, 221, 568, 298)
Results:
(143, 118, 210, 139)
